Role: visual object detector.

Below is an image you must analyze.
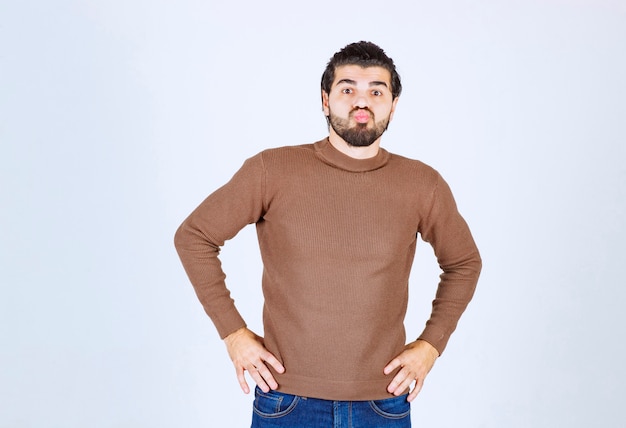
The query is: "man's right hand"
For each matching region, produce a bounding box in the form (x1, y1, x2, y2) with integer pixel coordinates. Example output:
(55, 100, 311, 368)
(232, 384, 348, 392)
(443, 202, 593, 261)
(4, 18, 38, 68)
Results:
(223, 327, 285, 394)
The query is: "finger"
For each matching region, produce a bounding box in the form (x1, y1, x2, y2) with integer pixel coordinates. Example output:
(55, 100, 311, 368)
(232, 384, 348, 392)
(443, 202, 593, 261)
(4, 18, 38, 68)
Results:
(248, 364, 271, 393)
(255, 363, 279, 390)
(236, 366, 250, 394)
(388, 368, 417, 396)
(383, 357, 402, 375)
(407, 379, 424, 402)
(387, 371, 407, 394)
(262, 353, 285, 374)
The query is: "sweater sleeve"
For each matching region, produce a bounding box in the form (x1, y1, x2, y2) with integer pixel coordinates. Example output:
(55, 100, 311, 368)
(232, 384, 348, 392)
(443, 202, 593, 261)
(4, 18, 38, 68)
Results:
(417, 173, 482, 355)
(174, 153, 266, 338)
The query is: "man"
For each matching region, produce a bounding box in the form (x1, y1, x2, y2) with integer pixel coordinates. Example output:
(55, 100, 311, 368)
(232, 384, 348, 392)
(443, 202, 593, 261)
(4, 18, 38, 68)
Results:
(175, 41, 481, 427)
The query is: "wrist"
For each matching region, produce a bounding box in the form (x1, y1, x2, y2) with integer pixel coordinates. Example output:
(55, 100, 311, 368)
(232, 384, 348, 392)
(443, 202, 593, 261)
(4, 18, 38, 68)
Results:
(415, 339, 440, 359)
(224, 327, 249, 344)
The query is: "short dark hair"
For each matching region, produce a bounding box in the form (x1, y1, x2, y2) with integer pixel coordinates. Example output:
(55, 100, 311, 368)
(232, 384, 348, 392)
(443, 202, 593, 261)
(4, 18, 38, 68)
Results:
(321, 41, 402, 100)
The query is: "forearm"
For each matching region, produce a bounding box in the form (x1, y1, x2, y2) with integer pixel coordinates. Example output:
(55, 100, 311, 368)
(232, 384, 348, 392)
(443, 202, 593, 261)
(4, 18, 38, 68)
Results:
(174, 220, 247, 338)
(418, 248, 481, 354)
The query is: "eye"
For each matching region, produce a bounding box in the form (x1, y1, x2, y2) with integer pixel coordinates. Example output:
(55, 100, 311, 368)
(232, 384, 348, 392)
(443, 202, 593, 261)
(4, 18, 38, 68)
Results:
(372, 89, 383, 96)
(341, 88, 353, 94)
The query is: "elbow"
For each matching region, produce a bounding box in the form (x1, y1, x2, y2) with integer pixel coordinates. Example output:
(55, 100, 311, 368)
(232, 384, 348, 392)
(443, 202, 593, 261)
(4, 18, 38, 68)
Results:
(173, 222, 188, 254)
(474, 251, 483, 277)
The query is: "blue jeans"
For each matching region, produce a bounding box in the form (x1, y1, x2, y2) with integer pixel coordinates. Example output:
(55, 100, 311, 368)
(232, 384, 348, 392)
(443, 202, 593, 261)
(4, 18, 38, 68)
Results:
(251, 387, 411, 427)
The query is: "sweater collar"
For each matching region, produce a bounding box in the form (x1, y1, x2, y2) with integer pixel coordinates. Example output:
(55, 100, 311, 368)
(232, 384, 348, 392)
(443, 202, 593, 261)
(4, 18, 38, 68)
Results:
(314, 138, 390, 172)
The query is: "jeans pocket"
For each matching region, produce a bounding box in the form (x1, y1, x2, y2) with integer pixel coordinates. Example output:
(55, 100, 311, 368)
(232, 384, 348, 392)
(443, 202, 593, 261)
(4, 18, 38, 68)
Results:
(253, 387, 300, 418)
(369, 394, 411, 419)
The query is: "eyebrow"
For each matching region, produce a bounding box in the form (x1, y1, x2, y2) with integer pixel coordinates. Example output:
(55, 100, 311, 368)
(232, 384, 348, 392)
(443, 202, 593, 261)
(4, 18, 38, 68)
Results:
(335, 78, 389, 88)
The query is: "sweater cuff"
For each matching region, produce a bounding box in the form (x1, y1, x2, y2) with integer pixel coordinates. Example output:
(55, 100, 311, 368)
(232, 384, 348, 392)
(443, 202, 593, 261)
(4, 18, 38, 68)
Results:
(417, 326, 450, 356)
(210, 308, 247, 339)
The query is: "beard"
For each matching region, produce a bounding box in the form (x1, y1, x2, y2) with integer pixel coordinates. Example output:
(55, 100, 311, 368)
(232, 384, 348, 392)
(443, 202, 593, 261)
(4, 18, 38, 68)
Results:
(327, 108, 391, 147)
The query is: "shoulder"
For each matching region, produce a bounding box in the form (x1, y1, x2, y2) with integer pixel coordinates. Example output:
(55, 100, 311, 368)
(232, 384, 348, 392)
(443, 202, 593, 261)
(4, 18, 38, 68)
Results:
(252, 143, 318, 170)
(260, 143, 316, 158)
(387, 151, 441, 184)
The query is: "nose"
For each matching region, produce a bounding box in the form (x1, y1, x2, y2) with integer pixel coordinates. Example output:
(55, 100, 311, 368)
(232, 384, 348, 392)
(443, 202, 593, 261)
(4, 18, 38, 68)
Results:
(353, 92, 368, 109)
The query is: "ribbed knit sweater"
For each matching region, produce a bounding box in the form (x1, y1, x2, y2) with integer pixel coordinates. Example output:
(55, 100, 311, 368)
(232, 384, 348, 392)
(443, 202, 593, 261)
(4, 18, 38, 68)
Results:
(174, 138, 481, 401)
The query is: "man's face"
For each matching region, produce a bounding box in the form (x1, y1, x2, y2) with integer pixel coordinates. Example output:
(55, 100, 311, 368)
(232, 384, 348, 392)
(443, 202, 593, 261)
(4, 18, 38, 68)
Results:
(322, 65, 398, 147)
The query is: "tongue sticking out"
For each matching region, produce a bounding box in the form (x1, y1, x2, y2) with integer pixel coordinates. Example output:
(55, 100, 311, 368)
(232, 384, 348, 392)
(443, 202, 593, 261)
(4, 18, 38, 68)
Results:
(353, 110, 371, 124)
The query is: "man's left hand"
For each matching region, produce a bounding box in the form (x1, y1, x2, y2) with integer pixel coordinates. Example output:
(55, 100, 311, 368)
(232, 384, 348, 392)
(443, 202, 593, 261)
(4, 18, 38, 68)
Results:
(383, 339, 439, 402)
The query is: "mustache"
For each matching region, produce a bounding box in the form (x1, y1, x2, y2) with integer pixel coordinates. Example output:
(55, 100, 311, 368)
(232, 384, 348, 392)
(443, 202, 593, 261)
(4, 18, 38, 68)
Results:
(351, 107, 372, 114)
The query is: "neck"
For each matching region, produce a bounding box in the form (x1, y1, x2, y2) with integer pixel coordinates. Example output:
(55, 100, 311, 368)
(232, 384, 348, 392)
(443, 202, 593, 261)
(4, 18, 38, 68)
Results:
(327, 130, 381, 160)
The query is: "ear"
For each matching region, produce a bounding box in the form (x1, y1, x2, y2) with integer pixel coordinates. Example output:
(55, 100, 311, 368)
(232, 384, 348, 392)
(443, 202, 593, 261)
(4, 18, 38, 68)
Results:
(389, 96, 400, 122)
(321, 90, 330, 116)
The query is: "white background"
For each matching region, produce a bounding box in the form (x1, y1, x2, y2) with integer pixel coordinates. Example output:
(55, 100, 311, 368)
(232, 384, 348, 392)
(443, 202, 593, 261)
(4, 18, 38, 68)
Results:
(1, 0, 625, 426)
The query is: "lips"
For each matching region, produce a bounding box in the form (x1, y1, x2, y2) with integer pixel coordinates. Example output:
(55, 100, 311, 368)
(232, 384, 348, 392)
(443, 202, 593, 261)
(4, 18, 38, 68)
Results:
(352, 110, 371, 123)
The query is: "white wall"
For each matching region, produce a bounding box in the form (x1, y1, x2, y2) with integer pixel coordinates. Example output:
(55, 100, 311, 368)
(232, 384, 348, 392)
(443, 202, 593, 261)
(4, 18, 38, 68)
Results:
(1, 0, 624, 426)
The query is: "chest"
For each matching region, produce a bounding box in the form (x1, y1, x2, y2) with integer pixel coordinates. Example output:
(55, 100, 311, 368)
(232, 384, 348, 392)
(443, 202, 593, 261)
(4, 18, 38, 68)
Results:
(260, 167, 427, 256)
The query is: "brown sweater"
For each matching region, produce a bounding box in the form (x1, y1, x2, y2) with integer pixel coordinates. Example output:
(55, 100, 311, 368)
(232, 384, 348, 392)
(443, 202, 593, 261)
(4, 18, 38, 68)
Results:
(174, 138, 481, 401)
